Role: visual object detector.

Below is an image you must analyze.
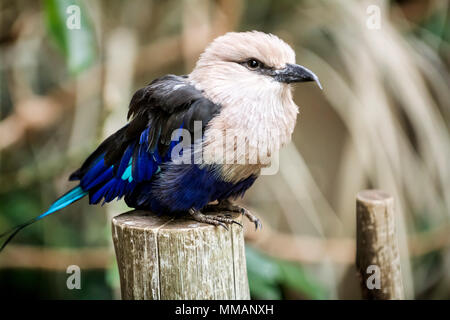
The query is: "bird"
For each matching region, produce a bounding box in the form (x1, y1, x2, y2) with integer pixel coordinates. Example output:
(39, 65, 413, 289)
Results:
(0, 31, 321, 252)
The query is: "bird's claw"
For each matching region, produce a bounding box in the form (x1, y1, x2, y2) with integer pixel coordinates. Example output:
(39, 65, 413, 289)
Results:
(189, 208, 242, 230)
(195, 200, 262, 231)
(231, 220, 243, 228)
(239, 207, 262, 230)
(218, 222, 228, 231)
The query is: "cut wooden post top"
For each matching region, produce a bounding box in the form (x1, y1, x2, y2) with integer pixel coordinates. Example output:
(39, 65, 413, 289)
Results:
(112, 210, 242, 231)
(357, 189, 393, 204)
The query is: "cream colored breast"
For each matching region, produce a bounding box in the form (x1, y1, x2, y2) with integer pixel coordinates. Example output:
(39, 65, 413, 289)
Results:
(197, 82, 299, 183)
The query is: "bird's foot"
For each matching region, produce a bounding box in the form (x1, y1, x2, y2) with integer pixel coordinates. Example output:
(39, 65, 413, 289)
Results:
(204, 200, 262, 230)
(188, 208, 242, 230)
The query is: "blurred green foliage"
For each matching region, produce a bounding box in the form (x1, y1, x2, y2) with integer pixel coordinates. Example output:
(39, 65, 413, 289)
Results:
(246, 245, 327, 299)
(0, 269, 113, 299)
(44, 0, 97, 75)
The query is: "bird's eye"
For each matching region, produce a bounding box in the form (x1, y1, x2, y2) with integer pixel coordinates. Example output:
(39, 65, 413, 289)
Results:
(246, 59, 260, 69)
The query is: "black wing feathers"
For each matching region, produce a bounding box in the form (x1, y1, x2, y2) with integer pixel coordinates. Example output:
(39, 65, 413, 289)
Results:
(70, 75, 221, 182)
(69, 125, 129, 181)
(127, 75, 220, 151)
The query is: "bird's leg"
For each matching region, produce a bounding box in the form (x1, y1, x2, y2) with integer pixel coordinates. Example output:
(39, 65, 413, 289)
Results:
(203, 199, 241, 212)
(188, 208, 242, 230)
(204, 199, 262, 230)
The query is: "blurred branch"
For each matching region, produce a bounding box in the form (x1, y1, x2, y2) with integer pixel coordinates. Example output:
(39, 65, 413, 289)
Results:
(135, 34, 183, 76)
(0, 245, 110, 270)
(408, 223, 450, 257)
(2, 219, 449, 270)
(0, 146, 90, 193)
(243, 215, 450, 265)
(136, 0, 243, 76)
(0, 94, 71, 150)
(243, 215, 354, 265)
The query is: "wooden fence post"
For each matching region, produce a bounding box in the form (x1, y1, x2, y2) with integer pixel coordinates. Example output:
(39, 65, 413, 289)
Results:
(356, 189, 405, 299)
(111, 210, 250, 300)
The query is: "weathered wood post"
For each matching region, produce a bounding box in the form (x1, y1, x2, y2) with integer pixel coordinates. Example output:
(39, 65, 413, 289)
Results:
(112, 210, 250, 300)
(356, 190, 404, 299)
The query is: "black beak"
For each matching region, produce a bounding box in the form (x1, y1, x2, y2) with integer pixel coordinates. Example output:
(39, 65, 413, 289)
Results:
(275, 63, 322, 89)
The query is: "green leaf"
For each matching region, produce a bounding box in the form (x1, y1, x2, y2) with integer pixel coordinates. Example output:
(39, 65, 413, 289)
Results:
(247, 271, 283, 300)
(106, 258, 120, 290)
(245, 245, 328, 299)
(246, 245, 283, 299)
(278, 260, 328, 300)
(43, 0, 96, 76)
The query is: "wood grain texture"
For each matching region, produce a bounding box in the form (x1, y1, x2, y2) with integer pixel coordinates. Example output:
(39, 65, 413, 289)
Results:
(356, 190, 404, 300)
(112, 210, 250, 300)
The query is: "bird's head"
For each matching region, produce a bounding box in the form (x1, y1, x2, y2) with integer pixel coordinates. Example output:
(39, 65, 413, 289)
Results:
(189, 31, 321, 108)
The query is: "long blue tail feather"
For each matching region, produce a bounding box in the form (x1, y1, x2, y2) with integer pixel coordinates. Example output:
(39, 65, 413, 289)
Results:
(0, 122, 184, 253)
(0, 186, 87, 252)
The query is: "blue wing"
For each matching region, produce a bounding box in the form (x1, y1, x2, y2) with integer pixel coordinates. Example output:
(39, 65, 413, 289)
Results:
(79, 126, 180, 205)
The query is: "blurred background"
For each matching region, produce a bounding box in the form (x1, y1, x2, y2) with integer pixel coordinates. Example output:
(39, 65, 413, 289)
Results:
(0, 0, 449, 299)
